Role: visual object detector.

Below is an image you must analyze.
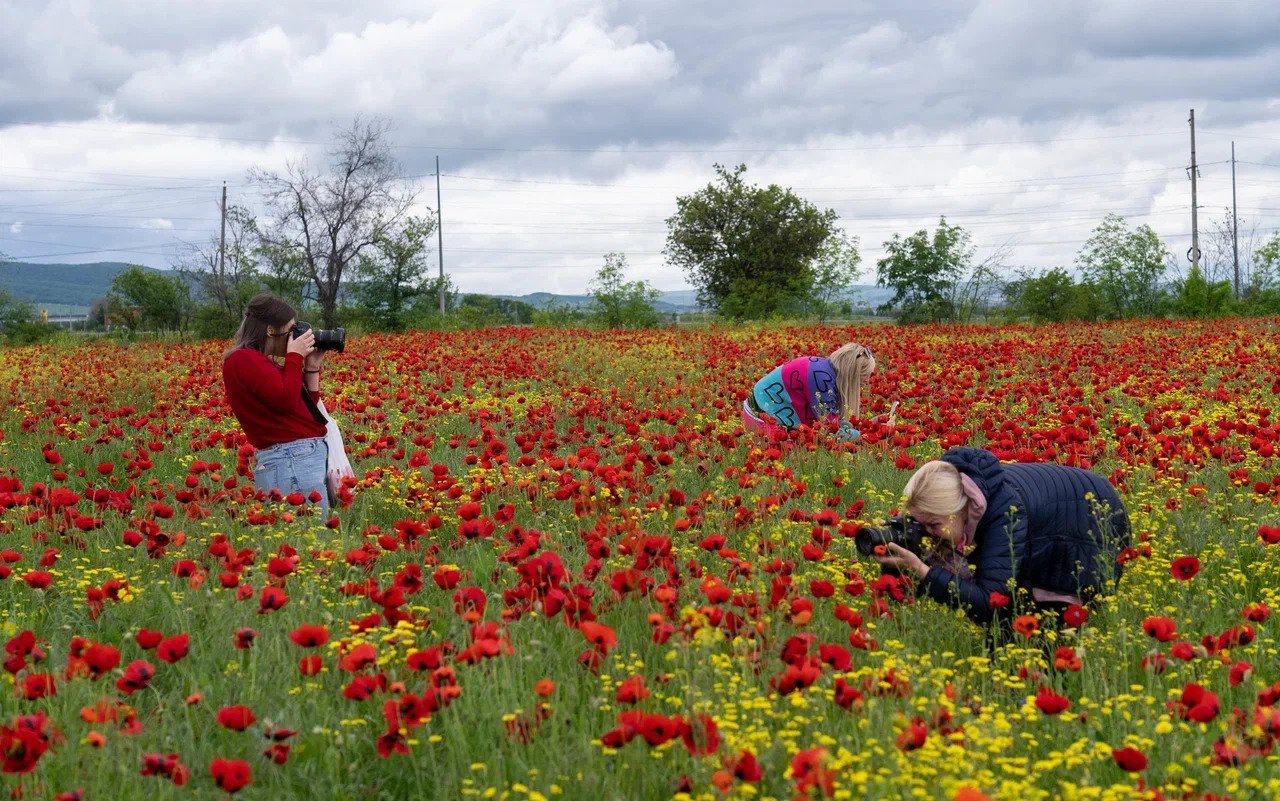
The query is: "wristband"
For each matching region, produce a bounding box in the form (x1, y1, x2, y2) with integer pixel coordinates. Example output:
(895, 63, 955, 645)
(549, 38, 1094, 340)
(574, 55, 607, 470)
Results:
(304, 369, 321, 374)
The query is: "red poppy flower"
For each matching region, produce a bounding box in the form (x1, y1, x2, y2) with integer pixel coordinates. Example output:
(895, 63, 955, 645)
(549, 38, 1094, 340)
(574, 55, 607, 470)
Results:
(22, 571, 53, 590)
(116, 660, 155, 695)
(155, 634, 189, 664)
(1259, 525, 1280, 545)
(299, 655, 323, 676)
(289, 624, 329, 648)
(135, 629, 163, 650)
(209, 758, 251, 793)
(616, 675, 650, 705)
(216, 705, 256, 731)
(988, 591, 1010, 609)
(1228, 660, 1252, 687)
(579, 621, 618, 652)
(234, 628, 257, 650)
(1062, 604, 1089, 627)
(1012, 615, 1039, 637)
(1141, 616, 1178, 642)
(1170, 556, 1200, 581)
(1110, 745, 1147, 772)
(1242, 602, 1270, 622)
(1034, 687, 1070, 715)
(258, 586, 289, 613)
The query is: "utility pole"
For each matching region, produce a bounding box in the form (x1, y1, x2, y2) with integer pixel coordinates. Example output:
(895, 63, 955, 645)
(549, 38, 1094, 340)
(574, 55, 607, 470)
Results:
(436, 155, 445, 315)
(1231, 141, 1240, 299)
(218, 181, 227, 276)
(1188, 109, 1201, 272)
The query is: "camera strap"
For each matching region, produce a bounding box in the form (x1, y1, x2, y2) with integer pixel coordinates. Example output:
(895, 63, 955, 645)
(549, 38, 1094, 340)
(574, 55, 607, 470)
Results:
(300, 386, 330, 425)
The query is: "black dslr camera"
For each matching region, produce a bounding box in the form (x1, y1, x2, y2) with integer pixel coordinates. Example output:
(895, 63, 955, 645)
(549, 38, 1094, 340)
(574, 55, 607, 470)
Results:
(855, 515, 926, 559)
(291, 321, 346, 353)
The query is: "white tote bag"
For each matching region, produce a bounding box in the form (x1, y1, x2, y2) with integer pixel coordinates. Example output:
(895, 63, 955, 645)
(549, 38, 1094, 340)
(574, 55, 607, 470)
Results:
(315, 398, 354, 505)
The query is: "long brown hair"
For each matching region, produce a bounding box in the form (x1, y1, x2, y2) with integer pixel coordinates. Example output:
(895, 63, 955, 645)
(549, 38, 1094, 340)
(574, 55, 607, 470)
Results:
(224, 293, 296, 361)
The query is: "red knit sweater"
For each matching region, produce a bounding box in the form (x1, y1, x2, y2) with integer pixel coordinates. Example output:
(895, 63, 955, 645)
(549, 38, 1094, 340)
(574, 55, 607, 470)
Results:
(222, 348, 327, 449)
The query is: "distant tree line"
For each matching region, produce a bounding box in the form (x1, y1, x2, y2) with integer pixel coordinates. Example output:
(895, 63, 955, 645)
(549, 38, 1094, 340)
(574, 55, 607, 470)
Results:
(7, 119, 1280, 344)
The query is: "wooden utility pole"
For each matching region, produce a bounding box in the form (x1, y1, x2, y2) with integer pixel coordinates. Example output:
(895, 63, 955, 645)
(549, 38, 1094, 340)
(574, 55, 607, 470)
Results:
(436, 156, 445, 315)
(1188, 110, 1201, 271)
(218, 182, 227, 276)
(1231, 141, 1240, 298)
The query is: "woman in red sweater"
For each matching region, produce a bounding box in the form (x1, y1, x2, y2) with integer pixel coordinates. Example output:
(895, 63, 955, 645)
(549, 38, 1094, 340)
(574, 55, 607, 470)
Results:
(222, 293, 330, 519)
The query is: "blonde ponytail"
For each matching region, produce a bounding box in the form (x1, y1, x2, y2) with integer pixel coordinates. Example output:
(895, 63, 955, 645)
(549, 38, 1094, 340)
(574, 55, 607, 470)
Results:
(828, 342, 876, 421)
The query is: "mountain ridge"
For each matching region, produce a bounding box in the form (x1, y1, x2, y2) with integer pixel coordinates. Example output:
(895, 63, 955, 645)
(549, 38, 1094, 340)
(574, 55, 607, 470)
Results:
(0, 260, 895, 314)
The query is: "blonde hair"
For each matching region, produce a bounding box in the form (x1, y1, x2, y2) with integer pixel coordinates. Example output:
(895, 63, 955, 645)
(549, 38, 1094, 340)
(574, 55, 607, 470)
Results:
(903, 460, 967, 518)
(828, 342, 876, 420)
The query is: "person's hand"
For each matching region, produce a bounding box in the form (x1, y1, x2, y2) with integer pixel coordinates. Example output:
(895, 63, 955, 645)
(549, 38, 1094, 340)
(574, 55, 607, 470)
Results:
(287, 328, 315, 359)
(304, 348, 325, 372)
(835, 421, 860, 442)
(873, 543, 929, 580)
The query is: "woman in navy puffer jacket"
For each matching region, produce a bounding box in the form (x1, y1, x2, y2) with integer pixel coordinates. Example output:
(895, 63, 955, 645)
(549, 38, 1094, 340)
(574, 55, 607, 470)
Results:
(874, 447, 1130, 624)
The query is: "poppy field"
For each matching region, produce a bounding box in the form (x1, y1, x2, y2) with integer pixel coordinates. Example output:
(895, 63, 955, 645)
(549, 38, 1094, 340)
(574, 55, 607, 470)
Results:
(1, 319, 1279, 801)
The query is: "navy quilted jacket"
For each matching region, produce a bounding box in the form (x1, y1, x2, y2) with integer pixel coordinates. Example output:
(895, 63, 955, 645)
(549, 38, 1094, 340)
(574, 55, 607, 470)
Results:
(917, 447, 1130, 624)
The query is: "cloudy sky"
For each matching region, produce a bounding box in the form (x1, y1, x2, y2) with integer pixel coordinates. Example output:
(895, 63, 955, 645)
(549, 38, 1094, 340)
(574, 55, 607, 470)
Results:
(3, 0, 1280, 295)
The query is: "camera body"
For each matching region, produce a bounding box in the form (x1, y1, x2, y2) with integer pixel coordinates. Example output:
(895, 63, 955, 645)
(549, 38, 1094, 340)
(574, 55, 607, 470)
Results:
(291, 321, 346, 353)
(855, 515, 926, 559)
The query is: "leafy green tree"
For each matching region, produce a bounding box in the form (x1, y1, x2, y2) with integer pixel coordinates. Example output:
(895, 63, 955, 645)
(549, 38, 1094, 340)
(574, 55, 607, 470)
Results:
(876, 217, 971, 323)
(257, 239, 312, 314)
(354, 215, 437, 332)
(1171, 264, 1233, 319)
(807, 233, 861, 323)
(1077, 214, 1169, 319)
(664, 164, 838, 320)
(451, 295, 535, 328)
(0, 289, 53, 344)
(587, 253, 662, 329)
(531, 301, 588, 328)
(1003, 267, 1102, 323)
(107, 265, 192, 332)
(1253, 232, 1280, 290)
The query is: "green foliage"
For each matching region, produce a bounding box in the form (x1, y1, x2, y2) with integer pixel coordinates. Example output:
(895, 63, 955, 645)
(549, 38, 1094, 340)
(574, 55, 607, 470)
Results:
(1077, 214, 1169, 319)
(354, 215, 437, 332)
(107, 265, 192, 331)
(0, 289, 55, 344)
(1003, 267, 1102, 323)
(531, 301, 588, 328)
(188, 280, 265, 340)
(664, 164, 838, 320)
(587, 253, 662, 329)
(1171, 264, 1233, 319)
(1252, 231, 1280, 293)
(444, 295, 535, 329)
(875, 216, 971, 323)
(806, 233, 861, 323)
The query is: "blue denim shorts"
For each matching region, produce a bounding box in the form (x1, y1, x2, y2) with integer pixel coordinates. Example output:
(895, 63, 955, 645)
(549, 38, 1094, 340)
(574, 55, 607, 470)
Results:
(254, 436, 328, 520)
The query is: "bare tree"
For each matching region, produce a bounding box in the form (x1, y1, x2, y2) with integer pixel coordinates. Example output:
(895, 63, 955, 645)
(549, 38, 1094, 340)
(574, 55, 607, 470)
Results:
(175, 204, 262, 319)
(951, 238, 1012, 323)
(250, 117, 417, 327)
(1202, 208, 1266, 296)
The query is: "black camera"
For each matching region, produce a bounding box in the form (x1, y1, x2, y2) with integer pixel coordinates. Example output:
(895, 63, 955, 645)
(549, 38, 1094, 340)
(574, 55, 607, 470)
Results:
(855, 515, 926, 558)
(291, 321, 346, 353)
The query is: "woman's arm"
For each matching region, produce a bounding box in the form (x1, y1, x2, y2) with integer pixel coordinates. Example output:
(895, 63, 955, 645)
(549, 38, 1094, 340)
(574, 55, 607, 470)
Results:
(917, 512, 1026, 624)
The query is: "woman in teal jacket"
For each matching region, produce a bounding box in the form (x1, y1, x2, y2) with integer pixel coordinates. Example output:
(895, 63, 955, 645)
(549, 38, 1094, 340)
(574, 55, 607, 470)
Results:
(742, 342, 875, 440)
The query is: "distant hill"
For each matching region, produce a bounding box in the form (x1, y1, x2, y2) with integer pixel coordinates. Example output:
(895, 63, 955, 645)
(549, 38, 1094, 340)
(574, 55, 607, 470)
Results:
(0, 261, 151, 308)
(0, 259, 898, 315)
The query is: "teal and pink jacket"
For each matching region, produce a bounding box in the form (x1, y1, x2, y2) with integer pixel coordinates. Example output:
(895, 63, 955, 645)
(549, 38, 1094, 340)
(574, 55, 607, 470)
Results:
(745, 356, 840, 431)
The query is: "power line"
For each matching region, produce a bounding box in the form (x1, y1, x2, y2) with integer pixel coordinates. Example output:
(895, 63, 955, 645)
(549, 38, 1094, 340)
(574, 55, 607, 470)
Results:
(0, 118, 1186, 153)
